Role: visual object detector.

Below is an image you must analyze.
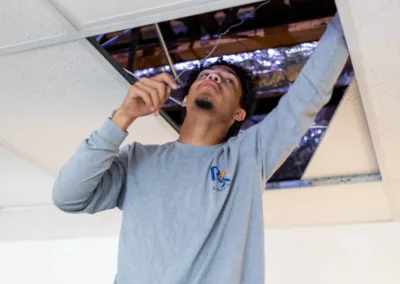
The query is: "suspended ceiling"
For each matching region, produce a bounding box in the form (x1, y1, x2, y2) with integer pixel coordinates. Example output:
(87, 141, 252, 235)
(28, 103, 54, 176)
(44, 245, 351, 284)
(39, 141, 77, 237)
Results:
(303, 80, 379, 179)
(0, 0, 398, 241)
(335, 0, 400, 219)
(0, 0, 263, 55)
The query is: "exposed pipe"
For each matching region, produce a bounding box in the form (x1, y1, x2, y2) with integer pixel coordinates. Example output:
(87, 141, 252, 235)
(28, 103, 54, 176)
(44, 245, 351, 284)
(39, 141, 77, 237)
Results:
(154, 23, 185, 86)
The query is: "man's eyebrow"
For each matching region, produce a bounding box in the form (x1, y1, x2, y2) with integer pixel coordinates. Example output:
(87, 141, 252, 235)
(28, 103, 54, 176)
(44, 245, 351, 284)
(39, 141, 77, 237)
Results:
(209, 67, 239, 79)
(226, 70, 238, 78)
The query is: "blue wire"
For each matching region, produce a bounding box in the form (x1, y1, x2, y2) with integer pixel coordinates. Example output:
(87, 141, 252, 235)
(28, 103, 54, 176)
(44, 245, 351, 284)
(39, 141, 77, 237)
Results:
(96, 34, 105, 42)
(102, 28, 132, 48)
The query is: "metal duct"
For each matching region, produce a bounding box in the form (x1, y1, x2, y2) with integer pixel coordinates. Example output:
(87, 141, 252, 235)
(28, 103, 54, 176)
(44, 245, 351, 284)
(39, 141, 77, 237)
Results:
(133, 41, 353, 106)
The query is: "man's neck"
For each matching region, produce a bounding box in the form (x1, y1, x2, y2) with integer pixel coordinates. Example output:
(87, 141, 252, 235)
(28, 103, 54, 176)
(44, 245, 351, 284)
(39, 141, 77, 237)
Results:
(178, 114, 229, 146)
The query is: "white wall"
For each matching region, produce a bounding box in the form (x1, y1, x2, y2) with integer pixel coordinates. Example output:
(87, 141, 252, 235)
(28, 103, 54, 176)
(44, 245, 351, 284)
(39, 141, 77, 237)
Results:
(2, 222, 400, 284)
(0, 237, 119, 284)
(265, 222, 400, 284)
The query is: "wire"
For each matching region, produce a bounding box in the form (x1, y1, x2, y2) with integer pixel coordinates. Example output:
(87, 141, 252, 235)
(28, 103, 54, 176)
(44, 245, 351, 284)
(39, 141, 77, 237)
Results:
(102, 28, 132, 48)
(122, 0, 272, 106)
(174, 0, 272, 82)
(123, 68, 183, 106)
(123, 68, 141, 81)
(96, 34, 105, 42)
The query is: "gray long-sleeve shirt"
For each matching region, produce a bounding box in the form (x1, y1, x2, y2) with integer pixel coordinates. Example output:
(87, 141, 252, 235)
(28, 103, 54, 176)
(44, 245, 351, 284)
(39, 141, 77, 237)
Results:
(53, 15, 348, 284)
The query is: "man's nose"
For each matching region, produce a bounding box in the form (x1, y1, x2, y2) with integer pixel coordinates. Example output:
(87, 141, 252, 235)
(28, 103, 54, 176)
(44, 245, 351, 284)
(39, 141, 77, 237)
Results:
(207, 73, 221, 84)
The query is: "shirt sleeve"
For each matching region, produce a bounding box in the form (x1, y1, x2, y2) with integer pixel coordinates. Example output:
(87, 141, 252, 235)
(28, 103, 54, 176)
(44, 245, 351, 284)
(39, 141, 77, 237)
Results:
(238, 14, 349, 182)
(52, 118, 130, 214)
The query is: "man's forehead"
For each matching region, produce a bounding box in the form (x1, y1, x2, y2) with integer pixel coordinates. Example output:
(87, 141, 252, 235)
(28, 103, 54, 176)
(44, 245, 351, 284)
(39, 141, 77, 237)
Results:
(209, 65, 238, 78)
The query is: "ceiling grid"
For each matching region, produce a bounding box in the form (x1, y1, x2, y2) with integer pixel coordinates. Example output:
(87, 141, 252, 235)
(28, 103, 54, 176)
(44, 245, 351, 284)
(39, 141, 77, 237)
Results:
(0, 0, 396, 240)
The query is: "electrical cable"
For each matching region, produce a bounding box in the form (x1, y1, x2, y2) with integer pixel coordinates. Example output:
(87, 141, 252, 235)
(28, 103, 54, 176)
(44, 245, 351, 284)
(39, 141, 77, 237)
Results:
(102, 28, 132, 48)
(96, 34, 105, 42)
(173, 0, 272, 82)
(123, 68, 183, 106)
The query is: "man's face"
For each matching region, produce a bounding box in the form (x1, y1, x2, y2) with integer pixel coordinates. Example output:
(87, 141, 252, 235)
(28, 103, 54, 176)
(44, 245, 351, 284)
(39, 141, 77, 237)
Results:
(185, 65, 246, 124)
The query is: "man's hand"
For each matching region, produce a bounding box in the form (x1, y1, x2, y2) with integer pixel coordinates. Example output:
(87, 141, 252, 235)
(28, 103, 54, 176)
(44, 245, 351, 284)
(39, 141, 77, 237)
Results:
(112, 73, 178, 131)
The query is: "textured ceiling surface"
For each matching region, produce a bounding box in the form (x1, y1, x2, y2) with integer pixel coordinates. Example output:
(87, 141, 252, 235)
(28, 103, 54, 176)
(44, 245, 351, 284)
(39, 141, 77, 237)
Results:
(52, 0, 258, 28)
(0, 39, 178, 176)
(304, 80, 379, 179)
(0, 0, 262, 55)
(0, 0, 68, 48)
(0, 145, 54, 207)
(0, 0, 398, 241)
(52, 0, 217, 27)
(263, 181, 391, 227)
(336, 0, 400, 219)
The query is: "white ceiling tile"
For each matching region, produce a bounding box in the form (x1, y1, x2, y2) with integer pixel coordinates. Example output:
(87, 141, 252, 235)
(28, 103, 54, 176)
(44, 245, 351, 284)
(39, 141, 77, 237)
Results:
(0, 0, 68, 48)
(336, 0, 400, 180)
(0, 0, 262, 55)
(0, 39, 177, 174)
(0, 145, 54, 207)
(336, 0, 400, 218)
(303, 80, 379, 179)
(52, 0, 222, 27)
(263, 181, 391, 228)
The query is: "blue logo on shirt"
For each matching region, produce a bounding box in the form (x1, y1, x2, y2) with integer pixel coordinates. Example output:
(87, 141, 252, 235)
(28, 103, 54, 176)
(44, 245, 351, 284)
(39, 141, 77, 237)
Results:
(210, 166, 231, 192)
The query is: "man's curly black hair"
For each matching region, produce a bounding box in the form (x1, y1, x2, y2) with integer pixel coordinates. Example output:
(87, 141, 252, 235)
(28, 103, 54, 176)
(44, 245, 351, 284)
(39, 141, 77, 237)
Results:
(183, 58, 256, 142)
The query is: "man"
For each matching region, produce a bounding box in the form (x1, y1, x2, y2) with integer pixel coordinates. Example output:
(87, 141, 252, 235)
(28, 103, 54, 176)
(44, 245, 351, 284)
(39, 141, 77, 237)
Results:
(53, 14, 348, 284)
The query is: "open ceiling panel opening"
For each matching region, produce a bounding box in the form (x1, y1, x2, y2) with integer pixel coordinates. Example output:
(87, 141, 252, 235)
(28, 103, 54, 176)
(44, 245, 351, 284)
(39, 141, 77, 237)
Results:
(89, 0, 354, 183)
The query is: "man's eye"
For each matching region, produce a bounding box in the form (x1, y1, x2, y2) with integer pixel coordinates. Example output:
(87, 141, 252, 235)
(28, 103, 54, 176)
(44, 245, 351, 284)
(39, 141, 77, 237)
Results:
(200, 73, 208, 77)
(225, 78, 234, 84)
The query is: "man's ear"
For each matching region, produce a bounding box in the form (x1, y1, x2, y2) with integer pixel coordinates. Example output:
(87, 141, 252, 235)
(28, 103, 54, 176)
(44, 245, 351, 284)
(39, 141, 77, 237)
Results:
(233, 108, 246, 122)
(182, 96, 187, 107)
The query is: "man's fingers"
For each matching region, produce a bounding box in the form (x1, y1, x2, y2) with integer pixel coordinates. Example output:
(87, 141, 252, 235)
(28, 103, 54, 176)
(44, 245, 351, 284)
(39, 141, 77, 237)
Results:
(140, 78, 166, 107)
(127, 73, 177, 116)
(165, 88, 172, 103)
(153, 73, 178, 90)
(136, 82, 161, 111)
(129, 85, 154, 111)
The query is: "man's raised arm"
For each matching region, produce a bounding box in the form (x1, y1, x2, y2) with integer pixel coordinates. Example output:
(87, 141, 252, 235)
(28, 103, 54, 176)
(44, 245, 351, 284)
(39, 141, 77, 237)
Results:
(241, 13, 349, 181)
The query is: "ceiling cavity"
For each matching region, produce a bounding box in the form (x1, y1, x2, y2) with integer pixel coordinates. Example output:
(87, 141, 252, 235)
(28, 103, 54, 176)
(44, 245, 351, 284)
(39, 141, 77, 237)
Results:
(89, 0, 354, 182)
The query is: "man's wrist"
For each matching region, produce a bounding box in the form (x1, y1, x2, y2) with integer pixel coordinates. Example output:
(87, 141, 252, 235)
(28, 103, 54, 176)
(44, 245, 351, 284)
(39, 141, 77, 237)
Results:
(111, 108, 137, 131)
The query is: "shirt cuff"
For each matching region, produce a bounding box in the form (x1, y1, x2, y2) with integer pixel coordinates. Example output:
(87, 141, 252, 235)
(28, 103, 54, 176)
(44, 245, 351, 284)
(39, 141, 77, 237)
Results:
(97, 118, 128, 146)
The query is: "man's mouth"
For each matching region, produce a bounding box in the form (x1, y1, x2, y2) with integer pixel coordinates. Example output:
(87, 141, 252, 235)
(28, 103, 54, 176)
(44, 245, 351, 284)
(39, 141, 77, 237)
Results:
(199, 81, 219, 93)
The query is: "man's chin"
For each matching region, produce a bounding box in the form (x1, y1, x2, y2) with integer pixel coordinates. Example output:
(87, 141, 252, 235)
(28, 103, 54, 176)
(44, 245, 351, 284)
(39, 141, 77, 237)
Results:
(194, 97, 213, 110)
